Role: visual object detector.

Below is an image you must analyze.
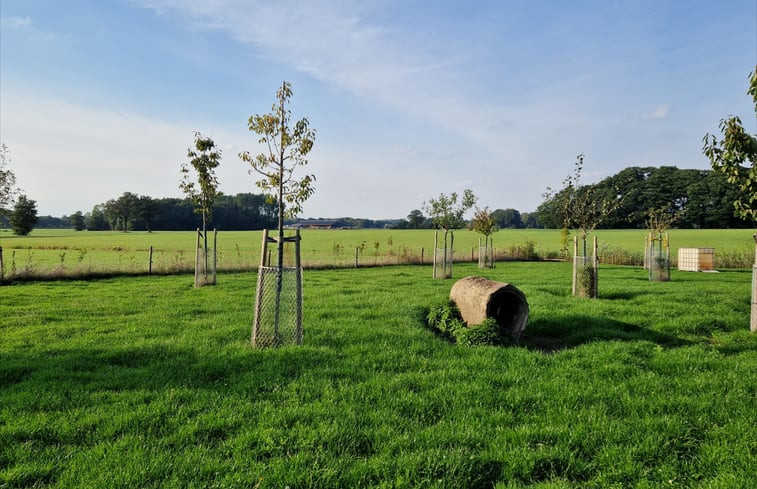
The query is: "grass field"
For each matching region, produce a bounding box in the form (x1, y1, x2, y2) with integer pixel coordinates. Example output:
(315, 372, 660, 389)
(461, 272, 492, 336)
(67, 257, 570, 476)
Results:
(2, 261, 756, 487)
(1, 228, 755, 279)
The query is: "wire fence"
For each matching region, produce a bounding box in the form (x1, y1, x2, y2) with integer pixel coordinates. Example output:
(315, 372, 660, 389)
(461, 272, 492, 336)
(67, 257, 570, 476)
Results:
(1, 242, 755, 282)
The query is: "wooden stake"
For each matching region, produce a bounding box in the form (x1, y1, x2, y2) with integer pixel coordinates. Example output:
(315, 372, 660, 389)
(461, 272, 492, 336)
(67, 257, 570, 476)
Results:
(148, 246, 153, 275)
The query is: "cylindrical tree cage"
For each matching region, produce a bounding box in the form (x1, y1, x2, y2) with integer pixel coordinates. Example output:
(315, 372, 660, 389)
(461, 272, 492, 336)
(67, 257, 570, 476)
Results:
(648, 232, 670, 282)
(194, 228, 217, 287)
(478, 237, 494, 269)
(432, 230, 454, 279)
(572, 235, 598, 298)
(252, 229, 303, 348)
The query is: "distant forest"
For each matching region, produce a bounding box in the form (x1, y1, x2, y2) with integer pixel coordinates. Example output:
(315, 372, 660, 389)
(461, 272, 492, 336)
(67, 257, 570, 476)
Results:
(24, 166, 754, 231)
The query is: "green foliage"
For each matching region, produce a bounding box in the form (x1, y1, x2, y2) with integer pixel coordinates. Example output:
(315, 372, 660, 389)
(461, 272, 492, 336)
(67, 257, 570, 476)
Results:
(0, 143, 18, 212)
(426, 299, 465, 336)
(491, 208, 523, 229)
(180, 132, 222, 231)
(453, 318, 507, 346)
(426, 301, 506, 346)
(470, 206, 496, 237)
(423, 189, 476, 231)
(103, 192, 142, 232)
(9, 194, 38, 236)
(703, 67, 757, 223)
(70, 211, 85, 231)
(239, 81, 316, 223)
(544, 154, 623, 242)
(406, 209, 428, 229)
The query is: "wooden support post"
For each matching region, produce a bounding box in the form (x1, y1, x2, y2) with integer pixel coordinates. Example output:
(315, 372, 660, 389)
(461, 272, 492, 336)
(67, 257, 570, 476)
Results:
(593, 235, 599, 298)
(148, 246, 153, 275)
(752, 235, 757, 333)
(213, 229, 218, 284)
(355, 247, 359, 268)
(295, 229, 303, 345)
(0, 246, 4, 281)
(194, 228, 201, 287)
(252, 229, 269, 346)
(432, 231, 438, 278)
(572, 235, 578, 295)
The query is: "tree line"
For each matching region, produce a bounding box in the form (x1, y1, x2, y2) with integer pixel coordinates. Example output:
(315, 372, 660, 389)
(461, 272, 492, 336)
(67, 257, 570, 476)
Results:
(82, 192, 278, 231)
(534, 166, 751, 229)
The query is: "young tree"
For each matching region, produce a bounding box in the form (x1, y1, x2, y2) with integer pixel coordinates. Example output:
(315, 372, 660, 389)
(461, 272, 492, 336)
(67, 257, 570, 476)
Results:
(545, 154, 622, 297)
(423, 189, 476, 277)
(10, 195, 38, 236)
(181, 131, 222, 251)
(703, 66, 757, 331)
(0, 143, 18, 214)
(239, 81, 316, 247)
(471, 206, 497, 268)
(239, 81, 316, 344)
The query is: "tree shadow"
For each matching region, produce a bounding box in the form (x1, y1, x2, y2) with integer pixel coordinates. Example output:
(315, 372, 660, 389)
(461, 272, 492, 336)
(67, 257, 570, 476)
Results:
(0, 344, 337, 395)
(520, 315, 693, 353)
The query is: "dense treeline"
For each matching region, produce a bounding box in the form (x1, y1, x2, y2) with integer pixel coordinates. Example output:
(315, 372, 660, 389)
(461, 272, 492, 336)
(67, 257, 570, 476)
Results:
(534, 166, 751, 229)
(11, 166, 751, 232)
(84, 193, 278, 231)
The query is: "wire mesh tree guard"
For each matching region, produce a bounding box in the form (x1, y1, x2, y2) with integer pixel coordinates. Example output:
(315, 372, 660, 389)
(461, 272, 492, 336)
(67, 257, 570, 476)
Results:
(432, 230, 454, 279)
(572, 235, 598, 298)
(252, 229, 303, 348)
(194, 228, 217, 287)
(478, 237, 495, 269)
(646, 232, 670, 282)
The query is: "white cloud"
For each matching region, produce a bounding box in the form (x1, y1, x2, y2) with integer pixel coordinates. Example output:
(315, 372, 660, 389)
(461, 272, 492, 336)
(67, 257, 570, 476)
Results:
(0, 16, 32, 28)
(644, 103, 672, 120)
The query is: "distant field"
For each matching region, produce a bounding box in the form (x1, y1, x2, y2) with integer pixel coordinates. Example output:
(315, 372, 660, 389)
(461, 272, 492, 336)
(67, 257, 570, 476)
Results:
(0, 228, 755, 279)
(2, 262, 755, 487)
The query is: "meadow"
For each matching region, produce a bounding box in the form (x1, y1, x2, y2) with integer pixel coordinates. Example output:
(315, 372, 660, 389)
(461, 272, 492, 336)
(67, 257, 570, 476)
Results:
(1, 228, 755, 280)
(1, 261, 756, 487)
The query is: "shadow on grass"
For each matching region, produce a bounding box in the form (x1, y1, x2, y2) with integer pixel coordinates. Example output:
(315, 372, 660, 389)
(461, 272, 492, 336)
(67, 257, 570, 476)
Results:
(0, 344, 338, 394)
(521, 315, 693, 353)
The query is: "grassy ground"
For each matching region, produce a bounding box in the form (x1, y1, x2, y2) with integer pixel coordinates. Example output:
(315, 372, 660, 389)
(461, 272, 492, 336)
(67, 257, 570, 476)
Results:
(1, 262, 755, 487)
(1, 228, 755, 278)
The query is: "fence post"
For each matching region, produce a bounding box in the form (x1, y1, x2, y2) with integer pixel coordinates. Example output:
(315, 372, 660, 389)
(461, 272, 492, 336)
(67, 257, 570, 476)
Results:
(355, 247, 359, 268)
(148, 246, 153, 275)
(421, 247, 424, 265)
(0, 246, 3, 281)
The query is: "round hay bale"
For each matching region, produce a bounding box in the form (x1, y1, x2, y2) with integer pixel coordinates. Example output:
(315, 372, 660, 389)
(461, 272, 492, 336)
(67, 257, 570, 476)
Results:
(449, 276, 529, 340)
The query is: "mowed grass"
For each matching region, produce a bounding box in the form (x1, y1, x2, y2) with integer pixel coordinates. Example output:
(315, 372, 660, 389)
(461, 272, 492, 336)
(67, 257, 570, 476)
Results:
(1, 228, 756, 276)
(1, 262, 756, 488)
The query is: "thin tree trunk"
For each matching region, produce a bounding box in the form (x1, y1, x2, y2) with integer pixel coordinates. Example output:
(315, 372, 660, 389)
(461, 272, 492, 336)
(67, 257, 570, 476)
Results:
(274, 81, 286, 344)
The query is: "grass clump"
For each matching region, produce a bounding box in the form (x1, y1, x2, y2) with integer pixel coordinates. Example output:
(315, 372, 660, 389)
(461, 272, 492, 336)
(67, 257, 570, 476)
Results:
(426, 300, 508, 346)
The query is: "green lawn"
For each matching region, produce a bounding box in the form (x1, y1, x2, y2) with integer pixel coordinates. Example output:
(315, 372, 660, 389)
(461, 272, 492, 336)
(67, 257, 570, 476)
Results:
(1, 262, 755, 487)
(1, 228, 755, 278)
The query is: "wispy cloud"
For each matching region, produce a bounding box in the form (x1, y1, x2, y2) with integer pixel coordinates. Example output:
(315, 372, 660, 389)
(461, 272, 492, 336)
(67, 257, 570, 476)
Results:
(644, 103, 672, 120)
(130, 1, 510, 153)
(0, 15, 73, 42)
(0, 16, 32, 28)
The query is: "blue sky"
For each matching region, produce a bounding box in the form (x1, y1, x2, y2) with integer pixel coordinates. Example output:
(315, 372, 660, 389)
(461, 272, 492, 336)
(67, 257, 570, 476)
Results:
(1, 0, 755, 219)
